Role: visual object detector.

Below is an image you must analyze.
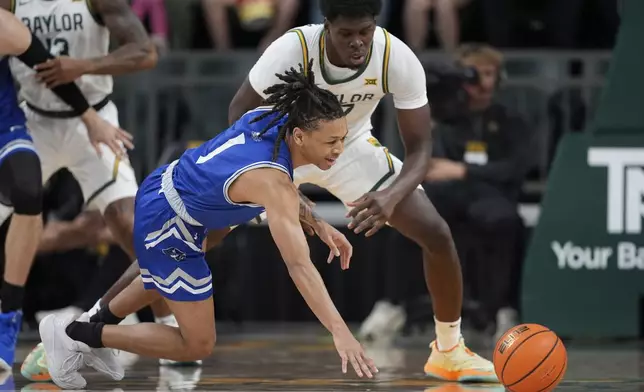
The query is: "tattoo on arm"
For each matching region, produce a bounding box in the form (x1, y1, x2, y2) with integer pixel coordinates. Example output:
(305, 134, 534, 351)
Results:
(86, 0, 157, 75)
(298, 190, 321, 226)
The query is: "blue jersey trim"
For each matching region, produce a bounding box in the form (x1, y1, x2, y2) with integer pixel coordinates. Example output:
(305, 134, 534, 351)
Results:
(223, 161, 292, 207)
(0, 139, 36, 162)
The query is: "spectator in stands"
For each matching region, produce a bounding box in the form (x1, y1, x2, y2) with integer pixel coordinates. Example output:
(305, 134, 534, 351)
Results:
(132, 0, 170, 53)
(202, 0, 300, 52)
(308, 0, 390, 26)
(424, 44, 536, 341)
(403, 0, 467, 52)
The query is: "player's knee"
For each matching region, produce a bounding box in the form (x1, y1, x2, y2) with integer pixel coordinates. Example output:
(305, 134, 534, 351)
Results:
(11, 177, 42, 216)
(424, 214, 453, 249)
(0, 151, 43, 216)
(184, 334, 216, 360)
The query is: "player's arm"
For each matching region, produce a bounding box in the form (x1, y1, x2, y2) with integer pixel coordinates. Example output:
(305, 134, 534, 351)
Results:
(233, 168, 349, 333)
(384, 35, 433, 203)
(228, 31, 304, 124)
(85, 0, 158, 74)
(346, 35, 432, 235)
(0, 9, 133, 155)
(246, 171, 373, 376)
(0, 7, 31, 54)
(35, 0, 156, 83)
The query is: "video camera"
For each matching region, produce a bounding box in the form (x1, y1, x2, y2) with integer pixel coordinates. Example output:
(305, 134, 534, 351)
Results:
(424, 62, 479, 123)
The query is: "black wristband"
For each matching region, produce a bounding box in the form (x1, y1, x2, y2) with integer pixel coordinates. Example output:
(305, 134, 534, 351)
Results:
(15, 33, 90, 115)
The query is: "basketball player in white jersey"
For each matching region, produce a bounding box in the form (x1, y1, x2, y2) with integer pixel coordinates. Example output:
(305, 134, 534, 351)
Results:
(0, 0, 197, 368)
(228, 0, 497, 383)
(0, 7, 134, 373)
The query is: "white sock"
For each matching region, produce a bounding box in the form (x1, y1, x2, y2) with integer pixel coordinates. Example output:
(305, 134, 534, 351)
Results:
(435, 317, 461, 351)
(155, 314, 176, 325)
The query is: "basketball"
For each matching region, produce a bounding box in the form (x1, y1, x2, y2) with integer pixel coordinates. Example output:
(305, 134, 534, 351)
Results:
(493, 324, 567, 392)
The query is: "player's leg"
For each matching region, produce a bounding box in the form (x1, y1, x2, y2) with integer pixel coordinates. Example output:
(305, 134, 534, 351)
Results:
(385, 190, 498, 381)
(312, 135, 496, 382)
(64, 101, 191, 362)
(88, 278, 216, 361)
(42, 277, 215, 366)
(0, 140, 43, 371)
(20, 226, 231, 381)
(39, 176, 214, 388)
(375, 160, 495, 382)
(101, 197, 173, 319)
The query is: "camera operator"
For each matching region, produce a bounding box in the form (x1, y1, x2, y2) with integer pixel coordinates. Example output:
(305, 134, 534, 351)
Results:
(424, 44, 536, 340)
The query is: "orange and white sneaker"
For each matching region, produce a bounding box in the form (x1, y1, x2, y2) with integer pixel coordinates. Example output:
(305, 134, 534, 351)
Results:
(20, 343, 51, 382)
(424, 338, 498, 383)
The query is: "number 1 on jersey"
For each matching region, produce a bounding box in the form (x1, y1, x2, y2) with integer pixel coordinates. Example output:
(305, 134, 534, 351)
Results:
(196, 133, 246, 164)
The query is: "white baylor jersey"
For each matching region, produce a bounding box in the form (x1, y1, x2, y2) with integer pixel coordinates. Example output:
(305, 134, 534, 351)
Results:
(9, 0, 112, 111)
(249, 24, 428, 143)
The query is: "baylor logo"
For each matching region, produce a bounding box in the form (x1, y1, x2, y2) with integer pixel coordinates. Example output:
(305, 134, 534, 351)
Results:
(336, 93, 376, 116)
(588, 148, 644, 234)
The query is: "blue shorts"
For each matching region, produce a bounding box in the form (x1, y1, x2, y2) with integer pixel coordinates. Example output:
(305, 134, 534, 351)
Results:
(133, 165, 212, 302)
(0, 125, 37, 166)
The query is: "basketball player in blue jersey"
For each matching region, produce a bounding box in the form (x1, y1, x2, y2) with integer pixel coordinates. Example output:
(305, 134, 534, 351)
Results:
(0, 8, 133, 373)
(38, 62, 377, 389)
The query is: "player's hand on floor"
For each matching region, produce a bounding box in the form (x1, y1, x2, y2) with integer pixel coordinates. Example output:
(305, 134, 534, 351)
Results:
(313, 221, 353, 270)
(81, 109, 134, 157)
(333, 330, 378, 378)
(346, 190, 397, 237)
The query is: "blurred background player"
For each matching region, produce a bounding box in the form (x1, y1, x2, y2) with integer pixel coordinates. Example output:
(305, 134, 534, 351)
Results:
(227, 0, 497, 383)
(0, 0, 197, 367)
(39, 63, 376, 389)
(0, 7, 134, 372)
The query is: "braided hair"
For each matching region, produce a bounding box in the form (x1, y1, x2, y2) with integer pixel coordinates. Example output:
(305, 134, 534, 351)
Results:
(250, 59, 345, 160)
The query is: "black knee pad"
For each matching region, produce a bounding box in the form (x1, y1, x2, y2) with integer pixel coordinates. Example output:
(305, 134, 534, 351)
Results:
(0, 152, 43, 216)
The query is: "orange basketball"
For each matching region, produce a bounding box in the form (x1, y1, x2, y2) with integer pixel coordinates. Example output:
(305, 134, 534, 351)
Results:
(493, 323, 567, 392)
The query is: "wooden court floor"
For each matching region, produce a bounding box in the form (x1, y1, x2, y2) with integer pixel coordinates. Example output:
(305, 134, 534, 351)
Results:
(4, 325, 643, 391)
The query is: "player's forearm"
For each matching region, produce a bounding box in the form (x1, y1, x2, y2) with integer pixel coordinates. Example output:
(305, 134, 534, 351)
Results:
(388, 106, 434, 201)
(84, 43, 157, 76)
(287, 262, 349, 335)
(15, 32, 92, 115)
(388, 144, 432, 201)
(268, 212, 348, 334)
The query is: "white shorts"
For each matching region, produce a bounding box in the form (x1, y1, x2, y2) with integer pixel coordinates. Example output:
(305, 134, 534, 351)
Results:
(294, 133, 424, 205)
(22, 101, 138, 213)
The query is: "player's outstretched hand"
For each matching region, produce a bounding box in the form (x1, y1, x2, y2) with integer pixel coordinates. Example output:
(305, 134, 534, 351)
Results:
(346, 190, 397, 237)
(314, 221, 353, 270)
(81, 108, 134, 158)
(333, 329, 378, 378)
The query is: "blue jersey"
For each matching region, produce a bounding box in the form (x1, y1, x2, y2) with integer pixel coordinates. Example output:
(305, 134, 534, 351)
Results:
(0, 57, 26, 133)
(172, 107, 294, 229)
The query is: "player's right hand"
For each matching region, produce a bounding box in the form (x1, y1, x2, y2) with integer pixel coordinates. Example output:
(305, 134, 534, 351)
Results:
(81, 108, 134, 157)
(332, 330, 378, 378)
(313, 221, 353, 270)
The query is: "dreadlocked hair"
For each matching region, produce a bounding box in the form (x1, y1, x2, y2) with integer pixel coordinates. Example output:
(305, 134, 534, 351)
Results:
(320, 0, 382, 21)
(250, 59, 345, 160)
